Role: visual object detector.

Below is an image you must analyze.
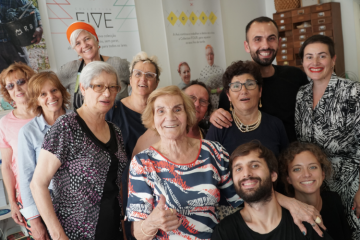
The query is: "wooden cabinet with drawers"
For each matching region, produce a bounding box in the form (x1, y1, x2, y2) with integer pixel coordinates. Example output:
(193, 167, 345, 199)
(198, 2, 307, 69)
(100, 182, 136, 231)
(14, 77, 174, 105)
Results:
(273, 2, 344, 75)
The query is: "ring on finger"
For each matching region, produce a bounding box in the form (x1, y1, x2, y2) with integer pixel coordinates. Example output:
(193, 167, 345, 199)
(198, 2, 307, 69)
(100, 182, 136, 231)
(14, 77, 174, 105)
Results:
(315, 216, 322, 224)
(311, 223, 316, 227)
(170, 208, 173, 214)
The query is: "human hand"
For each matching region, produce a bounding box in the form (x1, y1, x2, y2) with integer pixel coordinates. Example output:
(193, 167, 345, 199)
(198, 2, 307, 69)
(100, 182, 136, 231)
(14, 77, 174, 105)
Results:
(288, 198, 326, 237)
(30, 218, 50, 240)
(352, 188, 360, 218)
(143, 195, 182, 234)
(210, 108, 232, 129)
(11, 203, 25, 226)
(31, 27, 43, 44)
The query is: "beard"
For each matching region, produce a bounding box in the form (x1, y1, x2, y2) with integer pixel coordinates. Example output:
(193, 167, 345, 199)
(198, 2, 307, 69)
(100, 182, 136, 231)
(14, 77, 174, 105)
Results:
(235, 175, 273, 205)
(250, 48, 277, 66)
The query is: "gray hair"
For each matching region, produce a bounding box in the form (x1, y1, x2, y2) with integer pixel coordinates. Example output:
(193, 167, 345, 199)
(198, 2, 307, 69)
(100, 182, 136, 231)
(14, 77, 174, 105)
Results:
(80, 61, 119, 89)
(70, 29, 98, 49)
(129, 51, 162, 82)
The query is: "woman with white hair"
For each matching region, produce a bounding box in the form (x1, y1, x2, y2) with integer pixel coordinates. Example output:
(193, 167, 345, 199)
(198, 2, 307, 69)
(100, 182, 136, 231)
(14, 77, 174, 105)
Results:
(57, 21, 130, 109)
(30, 61, 127, 240)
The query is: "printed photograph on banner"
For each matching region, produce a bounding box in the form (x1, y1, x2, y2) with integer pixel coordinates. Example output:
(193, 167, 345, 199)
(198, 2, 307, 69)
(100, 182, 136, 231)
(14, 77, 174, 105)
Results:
(162, 0, 226, 108)
(0, 0, 50, 73)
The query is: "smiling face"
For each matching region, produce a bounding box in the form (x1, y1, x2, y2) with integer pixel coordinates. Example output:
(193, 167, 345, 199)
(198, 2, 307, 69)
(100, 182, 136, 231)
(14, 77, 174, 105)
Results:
(74, 30, 99, 61)
(179, 64, 191, 84)
(232, 150, 277, 204)
(153, 94, 187, 140)
(81, 71, 117, 114)
(244, 22, 279, 66)
(184, 84, 209, 124)
(130, 61, 159, 96)
(302, 42, 336, 82)
(227, 73, 261, 115)
(287, 151, 325, 196)
(37, 80, 64, 115)
(206, 47, 214, 66)
(5, 70, 29, 105)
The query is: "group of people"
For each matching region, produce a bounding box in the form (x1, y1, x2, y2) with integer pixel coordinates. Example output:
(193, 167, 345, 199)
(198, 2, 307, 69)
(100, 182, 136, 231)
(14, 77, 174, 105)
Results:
(0, 15, 358, 240)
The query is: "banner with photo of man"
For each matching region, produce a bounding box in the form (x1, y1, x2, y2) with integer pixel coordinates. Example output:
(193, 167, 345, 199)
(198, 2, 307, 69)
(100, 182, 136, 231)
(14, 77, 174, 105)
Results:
(162, 0, 226, 108)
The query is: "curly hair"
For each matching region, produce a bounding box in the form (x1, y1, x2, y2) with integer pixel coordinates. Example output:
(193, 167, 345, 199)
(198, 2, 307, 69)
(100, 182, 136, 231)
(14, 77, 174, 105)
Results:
(129, 51, 162, 82)
(0, 62, 36, 103)
(27, 71, 71, 116)
(142, 85, 196, 135)
(279, 142, 332, 197)
(182, 80, 212, 117)
(222, 60, 263, 94)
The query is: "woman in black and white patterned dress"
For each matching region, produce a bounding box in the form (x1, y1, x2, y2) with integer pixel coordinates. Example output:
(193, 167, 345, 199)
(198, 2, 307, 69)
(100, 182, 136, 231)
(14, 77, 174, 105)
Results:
(295, 35, 360, 239)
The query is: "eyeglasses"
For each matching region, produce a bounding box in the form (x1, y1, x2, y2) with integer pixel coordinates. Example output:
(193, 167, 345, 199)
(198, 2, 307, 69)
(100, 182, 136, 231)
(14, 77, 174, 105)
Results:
(133, 69, 157, 80)
(189, 95, 209, 107)
(89, 84, 120, 93)
(228, 79, 258, 92)
(5, 78, 27, 90)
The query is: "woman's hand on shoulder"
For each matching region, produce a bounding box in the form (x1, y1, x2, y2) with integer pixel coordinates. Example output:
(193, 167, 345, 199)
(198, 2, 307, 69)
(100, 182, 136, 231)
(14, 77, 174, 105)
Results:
(210, 108, 232, 129)
(352, 188, 360, 218)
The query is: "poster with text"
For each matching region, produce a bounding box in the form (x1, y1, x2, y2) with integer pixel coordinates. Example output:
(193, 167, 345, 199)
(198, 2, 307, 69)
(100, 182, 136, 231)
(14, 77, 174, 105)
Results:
(46, 0, 141, 69)
(162, 0, 226, 108)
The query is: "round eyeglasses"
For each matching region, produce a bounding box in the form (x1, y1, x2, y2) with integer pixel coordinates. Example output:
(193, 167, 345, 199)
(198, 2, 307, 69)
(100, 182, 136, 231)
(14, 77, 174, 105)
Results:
(5, 78, 27, 90)
(228, 79, 258, 92)
(89, 84, 120, 93)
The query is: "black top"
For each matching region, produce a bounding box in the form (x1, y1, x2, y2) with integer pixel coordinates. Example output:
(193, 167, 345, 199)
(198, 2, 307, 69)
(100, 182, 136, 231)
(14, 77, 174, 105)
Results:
(320, 191, 352, 240)
(211, 207, 333, 240)
(75, 112, 122, 240)
(106, 100, 147, 161)
(218, 65, 308, 143)
(205, 112, 288, 157)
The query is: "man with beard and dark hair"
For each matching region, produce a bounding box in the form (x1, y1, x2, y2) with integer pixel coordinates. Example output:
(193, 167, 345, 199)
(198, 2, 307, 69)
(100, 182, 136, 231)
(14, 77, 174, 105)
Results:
(211, 141, 333, 240)
(210, 16, 308, 143)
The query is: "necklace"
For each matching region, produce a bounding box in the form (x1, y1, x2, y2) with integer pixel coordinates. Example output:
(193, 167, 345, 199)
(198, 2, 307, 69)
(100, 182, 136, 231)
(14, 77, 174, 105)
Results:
(232, 110, 262, 132)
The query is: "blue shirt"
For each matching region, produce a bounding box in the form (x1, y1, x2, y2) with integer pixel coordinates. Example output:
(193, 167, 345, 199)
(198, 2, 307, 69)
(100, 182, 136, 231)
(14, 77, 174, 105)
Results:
(18, 110, 70, 219)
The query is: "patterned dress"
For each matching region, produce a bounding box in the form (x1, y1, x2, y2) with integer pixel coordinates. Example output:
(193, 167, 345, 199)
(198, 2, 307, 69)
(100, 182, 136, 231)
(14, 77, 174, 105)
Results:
(126, 140, 242, 240)
(295, 73, 360, 239)
(42, 112, 127, 240)
(199, 64, 224, 109)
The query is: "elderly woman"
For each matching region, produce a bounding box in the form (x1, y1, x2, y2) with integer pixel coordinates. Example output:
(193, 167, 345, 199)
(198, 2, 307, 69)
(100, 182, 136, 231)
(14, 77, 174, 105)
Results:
(177, 62, 191, 89)
(132, 80, 212, 156)
(126, 86, 328, 239)
(30, 62, 127, 240)
(57, 21, 130, 109)
(295, 35, 360, 239)
(0, 63, 36, 236)
(17, 72, 70, 240)
(280, 142, 352, 240)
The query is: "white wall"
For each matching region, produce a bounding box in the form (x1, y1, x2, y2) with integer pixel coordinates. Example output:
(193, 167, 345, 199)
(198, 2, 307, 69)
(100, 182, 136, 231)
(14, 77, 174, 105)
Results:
(134, 0, 266, 88)
(264, 0, 360, 80)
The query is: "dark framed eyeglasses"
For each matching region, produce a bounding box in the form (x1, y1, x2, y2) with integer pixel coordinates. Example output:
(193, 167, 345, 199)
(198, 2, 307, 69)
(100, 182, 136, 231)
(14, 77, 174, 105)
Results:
(89, 84, 120, 93)
(228, 79, 258, 92)
(189, 95, 209, 107)
(5, 78, 27, 90)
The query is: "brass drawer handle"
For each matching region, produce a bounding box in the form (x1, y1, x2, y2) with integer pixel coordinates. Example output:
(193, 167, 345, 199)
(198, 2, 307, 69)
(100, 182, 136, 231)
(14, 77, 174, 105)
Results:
(318, 19, 325, 24)
(299, 35, 305, 40)
(284, 61, 289, 65)
(319, 32, 325, 35)
(282, 56, 288, 60)
(281, 49, 287, 54)
(281, 43, 287, 48)
(319, 25, 326, 31)
(280, 26, 285, 30)
(300, 29, 306, 33)
(318, 12, 325, 17)
(280, 20, 285, 24)
(280, 13, 285, 18)
(282, 37, 287, 42)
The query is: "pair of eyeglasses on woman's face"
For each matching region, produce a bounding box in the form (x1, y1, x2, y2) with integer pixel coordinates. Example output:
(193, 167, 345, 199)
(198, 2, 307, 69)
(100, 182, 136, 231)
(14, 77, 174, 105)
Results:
(5, 78, 27, 90)
(228, 79, 258, 92)
(132, 69, 157, 80)
(89, 84, 120, 93)
(189, 95, 209, 107)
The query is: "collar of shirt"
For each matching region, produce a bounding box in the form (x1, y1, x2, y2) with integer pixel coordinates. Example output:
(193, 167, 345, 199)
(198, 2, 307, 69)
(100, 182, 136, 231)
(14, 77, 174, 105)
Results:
(35, 109, 72, 131)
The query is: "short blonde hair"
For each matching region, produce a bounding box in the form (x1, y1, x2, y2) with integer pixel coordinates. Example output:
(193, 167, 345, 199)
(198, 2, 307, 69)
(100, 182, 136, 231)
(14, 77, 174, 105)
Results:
(142, 86, 196, 134)
(0, 62, 36, 103)
(27, 71, 71, 116)
(129, 51, 162, 82)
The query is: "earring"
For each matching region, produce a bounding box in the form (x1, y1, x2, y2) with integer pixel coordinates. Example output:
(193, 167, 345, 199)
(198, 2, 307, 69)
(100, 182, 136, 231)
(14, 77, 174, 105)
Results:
(259, 99, 262, 108)
(230, 102, 233, 111)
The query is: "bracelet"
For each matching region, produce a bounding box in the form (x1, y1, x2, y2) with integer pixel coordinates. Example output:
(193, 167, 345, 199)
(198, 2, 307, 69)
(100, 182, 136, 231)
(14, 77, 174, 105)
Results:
(141, 221, 158, 237)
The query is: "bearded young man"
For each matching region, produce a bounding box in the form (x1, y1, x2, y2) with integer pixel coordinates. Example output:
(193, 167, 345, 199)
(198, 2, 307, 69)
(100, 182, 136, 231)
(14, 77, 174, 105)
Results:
(209, 17, 308, 143)
(211, 141, 333, 240)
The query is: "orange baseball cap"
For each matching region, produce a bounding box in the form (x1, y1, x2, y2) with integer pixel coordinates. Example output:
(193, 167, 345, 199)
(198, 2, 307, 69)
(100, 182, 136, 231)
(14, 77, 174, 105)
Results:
(66, 22, 99, 43)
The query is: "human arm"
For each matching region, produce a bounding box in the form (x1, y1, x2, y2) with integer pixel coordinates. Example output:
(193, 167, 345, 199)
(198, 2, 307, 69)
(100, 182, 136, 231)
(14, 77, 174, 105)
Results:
(18, 128, 50, 240)
(275, 192, 326, 236)
(0, 147, 24, 226)
(131, 129, 159, 159)
(30, 149, 68, 240)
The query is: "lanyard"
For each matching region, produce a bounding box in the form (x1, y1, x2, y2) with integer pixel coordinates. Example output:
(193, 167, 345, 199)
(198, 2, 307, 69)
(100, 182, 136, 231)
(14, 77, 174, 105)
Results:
(74, 55, 104, 93)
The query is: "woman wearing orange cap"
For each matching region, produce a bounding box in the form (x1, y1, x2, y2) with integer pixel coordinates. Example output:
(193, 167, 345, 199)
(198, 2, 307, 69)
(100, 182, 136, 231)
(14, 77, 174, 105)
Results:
(57, 21, 130, 109)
